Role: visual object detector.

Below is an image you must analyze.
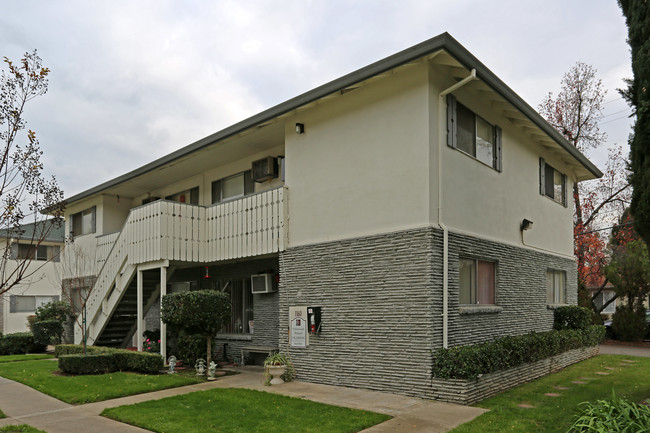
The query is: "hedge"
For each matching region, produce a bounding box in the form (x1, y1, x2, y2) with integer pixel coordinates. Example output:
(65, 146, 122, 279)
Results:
(0, 332, 46, 355)
(56, 344, 163, 375)
(553, 305, 592, 331)
(32, 320, 64, 345)
(431, 325, 605, 380)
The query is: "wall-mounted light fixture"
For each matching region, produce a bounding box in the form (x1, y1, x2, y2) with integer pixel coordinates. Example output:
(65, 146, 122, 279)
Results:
(295, 123, 305, 134)
(520, 219, 534, 231)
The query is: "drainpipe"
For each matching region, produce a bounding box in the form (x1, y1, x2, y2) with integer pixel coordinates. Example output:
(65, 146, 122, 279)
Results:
(438, 69, 477, 349)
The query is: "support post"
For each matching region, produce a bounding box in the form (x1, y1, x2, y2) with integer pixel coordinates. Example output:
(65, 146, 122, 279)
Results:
(137, 269, 143, 352)
(160, 266, 167, 360)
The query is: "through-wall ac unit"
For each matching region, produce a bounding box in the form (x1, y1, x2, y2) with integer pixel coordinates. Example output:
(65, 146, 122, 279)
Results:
(251, 273, 275, 294)
(252, 156, 278, 182)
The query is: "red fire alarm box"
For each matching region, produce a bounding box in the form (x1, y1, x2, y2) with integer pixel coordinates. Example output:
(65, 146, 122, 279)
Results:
(307, 307, 321, 334)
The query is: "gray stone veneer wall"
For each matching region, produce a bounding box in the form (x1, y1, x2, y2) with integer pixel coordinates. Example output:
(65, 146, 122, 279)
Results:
(279, 228, 439, 398)
(279, 226, 577, 399)
(445, 231, 577, 348)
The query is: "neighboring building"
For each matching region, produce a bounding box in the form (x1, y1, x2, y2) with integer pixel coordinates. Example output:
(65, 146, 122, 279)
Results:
(59, 33, 601, 399)
(0, 222, 65, 334)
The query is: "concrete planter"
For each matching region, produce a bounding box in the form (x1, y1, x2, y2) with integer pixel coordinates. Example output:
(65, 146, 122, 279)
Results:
(430, 346, 599, 405)
(268, 365, 287, 385)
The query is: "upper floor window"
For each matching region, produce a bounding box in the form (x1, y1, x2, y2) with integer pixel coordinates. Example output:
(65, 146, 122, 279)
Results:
(70, 206, 96, 237)
(11, 243, 60, 262)
(546, 269, 566, 304)
(165, 187, 199, 205)
(212, 170, 254, 204)
(539, 158, 567, 206)
(459, 258, 496, 305)
(447, 94, 502, 171)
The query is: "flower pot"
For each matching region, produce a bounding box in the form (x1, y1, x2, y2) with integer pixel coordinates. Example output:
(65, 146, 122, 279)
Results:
(268, 365, 286, 385)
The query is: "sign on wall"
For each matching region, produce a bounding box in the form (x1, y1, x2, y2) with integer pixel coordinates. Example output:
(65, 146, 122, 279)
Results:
(289, 306, 308, 348)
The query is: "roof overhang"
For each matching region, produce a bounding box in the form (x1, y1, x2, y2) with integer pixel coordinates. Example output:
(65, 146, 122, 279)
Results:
(63, 32, 602, 206)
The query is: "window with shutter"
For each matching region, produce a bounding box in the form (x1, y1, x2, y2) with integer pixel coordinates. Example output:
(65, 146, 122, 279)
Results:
(539, 159, 567, 206)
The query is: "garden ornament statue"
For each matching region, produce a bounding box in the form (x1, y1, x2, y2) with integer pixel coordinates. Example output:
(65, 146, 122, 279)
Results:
(208, 361, 217, 380)
(167, 355, 177, 374)
(195, 359, 206, 376)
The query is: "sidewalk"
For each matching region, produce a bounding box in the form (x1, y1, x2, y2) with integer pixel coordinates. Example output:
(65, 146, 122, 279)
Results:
(0, 366, 487, 433)
(599, 343, 650, 358)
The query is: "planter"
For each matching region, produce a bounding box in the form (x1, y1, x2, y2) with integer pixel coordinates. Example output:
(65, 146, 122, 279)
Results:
(267, 365, 287, 385)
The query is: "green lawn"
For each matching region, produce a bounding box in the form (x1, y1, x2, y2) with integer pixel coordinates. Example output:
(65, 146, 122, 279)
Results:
(102, 388, 391, 433)
(0, 360, 202, 404)
(0, 354, 53, 363)
(0, 426, 46, 433)
(450, 354, 650, 433)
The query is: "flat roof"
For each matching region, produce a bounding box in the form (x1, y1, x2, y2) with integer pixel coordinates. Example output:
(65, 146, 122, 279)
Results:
(64, 32, 602, 205)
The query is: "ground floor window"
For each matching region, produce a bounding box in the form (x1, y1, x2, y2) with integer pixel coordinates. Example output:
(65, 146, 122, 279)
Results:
(459, 258, 496, 305)
(9, 295, 59, 313)
(546, 270, 566, 304)
(215, 278, 254, 334)
(594, 290, 616, 314)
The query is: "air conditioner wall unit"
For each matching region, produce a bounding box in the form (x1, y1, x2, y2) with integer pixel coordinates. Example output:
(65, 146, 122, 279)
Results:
(252, 156, 278, 182)
(251, 273, 276, 294)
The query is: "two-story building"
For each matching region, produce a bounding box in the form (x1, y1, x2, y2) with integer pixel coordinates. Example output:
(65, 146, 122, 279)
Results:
(59, 33, 601, 399)
(1, 222, 65, 334)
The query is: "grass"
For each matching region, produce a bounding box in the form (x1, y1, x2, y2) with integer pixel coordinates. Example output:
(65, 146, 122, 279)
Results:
(0, 359, 202, 404)
(0, 426, 46, 433)
(0, 354, 54, 363)
(450, 354, 650, 433)
(102, 388, 391, 433)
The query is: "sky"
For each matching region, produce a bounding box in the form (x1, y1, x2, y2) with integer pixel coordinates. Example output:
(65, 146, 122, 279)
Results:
(0, 0, 634, 199)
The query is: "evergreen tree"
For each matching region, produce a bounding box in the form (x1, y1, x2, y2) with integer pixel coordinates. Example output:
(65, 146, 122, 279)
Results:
(619, 1, 650, 246)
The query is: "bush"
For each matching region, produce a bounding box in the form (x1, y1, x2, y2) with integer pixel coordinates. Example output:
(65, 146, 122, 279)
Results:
(54, 344, 110, 357)
(612, 306, 647, 341)
(32, 319, 64, 345)
(568, 394, 650, 432)
(58, 348, 163, 375)
(34, 300, 72, 323)
(0, 332, 45, 355)
(553, 306, 592, 331)
(431, 326, 605, 380)
(175, 332, 205, 364)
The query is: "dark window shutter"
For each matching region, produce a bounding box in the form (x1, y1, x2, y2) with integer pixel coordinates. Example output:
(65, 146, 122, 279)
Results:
(539, 158, 546, 196)
(9, 295, 16, 313)
(244, 170, 255, 196)
(190, 187, 199, 205)
(90, 206, 96, 234)
(495, 126, 502, 172)
(446, 94, 457, 148)
(212, 180, 222, 204)
(562, 174, 568, 207)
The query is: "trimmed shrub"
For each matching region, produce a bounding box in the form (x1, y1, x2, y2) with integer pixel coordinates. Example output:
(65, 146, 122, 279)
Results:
(32, 319, 64, 345)
(612, 305, 647, 341)
(58, 349, 163, 375)
(0, 332, 45, 355)
(176, 332, 206, 364)
(432, 325, 605, 380)
(553, 306, 592, 331)
(53, 344, 112, 357)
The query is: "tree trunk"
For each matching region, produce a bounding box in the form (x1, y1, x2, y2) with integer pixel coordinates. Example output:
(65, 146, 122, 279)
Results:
(206, 335, 212, 366)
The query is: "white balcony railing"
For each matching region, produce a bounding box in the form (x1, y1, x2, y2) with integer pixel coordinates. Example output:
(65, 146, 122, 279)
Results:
(81, 187, 287, 344)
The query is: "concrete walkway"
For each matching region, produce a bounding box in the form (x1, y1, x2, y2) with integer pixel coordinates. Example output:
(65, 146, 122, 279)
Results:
(599, 343, 650, 358)
(0, 366, 487, 433)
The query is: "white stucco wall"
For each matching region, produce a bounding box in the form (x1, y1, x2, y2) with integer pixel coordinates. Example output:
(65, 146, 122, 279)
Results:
(285, 63, 431, 247)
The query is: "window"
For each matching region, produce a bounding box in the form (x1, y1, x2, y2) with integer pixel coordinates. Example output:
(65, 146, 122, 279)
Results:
(9, 295, 59, 313)
(12, 243, 60, 262)
(70, 207, 96, 237)
(216, 278, 254, 334)
(447, 94, 502, 171)
(595, 291, 616, 314)
(546, 270, 566, 304)
(539, 158, 567, 206)
(211, 170, 254, 204)
(165, 187, 199, 205)
(459, 258, 496, 305)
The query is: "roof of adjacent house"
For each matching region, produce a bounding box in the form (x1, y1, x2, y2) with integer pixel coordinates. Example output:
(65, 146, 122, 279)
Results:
(63, 32, 603, 205)
(0, 220, 65, 243)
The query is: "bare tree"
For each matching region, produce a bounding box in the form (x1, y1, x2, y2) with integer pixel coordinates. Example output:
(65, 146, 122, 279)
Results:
(539, 62, 631, 314)
(0, 50, 64, 295)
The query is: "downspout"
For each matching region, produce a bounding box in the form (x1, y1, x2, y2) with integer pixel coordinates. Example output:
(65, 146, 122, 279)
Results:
(438, 69, 476, 349)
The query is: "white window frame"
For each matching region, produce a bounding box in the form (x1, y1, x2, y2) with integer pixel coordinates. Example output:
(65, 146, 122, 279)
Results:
(447, 94, 502, 171)
(9, 295, 59, 313)
(546, 270, 566, 305)
(459, 258, 497, 305)
(211, 170, 255, 204)
(70, 206, 96, 237)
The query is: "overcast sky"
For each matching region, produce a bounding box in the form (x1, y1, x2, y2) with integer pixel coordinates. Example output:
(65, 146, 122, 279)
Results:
(0, 0, 633, 198)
